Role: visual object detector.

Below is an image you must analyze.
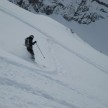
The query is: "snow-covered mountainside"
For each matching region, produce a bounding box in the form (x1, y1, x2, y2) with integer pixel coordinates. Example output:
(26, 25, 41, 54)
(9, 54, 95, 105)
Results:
(8, 0, 108, 56)
(9, 0, 108, 24)
(0, 0, 108, 108)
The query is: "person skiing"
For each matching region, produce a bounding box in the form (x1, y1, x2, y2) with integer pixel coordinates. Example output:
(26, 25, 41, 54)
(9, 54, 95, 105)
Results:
(25, 35, 36, 59)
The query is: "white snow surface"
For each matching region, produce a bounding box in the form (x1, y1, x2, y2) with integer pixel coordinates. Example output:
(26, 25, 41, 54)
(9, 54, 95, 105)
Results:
(0, 0, 108, 108)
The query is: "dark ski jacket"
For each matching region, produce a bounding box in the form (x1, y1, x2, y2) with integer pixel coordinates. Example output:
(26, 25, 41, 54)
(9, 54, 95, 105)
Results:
(25, 36, 36, 49)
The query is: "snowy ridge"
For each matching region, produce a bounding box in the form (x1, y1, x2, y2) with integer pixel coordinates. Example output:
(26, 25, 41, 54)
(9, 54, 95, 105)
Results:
(0, 0, 108, 108)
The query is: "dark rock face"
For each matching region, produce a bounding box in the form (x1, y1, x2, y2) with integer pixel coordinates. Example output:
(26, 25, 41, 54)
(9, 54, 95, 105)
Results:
(8, 0, 108, 24)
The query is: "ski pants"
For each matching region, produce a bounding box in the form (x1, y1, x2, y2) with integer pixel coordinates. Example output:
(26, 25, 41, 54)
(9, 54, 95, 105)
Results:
(27, 47, 34, 55)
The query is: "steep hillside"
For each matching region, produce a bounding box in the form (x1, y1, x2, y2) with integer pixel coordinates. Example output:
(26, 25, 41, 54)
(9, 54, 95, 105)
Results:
(8, 0, 108, 56)
(0, 1, 108, 108)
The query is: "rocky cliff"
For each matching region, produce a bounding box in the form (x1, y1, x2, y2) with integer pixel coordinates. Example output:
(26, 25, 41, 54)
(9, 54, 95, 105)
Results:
(9, 0, 108, 24)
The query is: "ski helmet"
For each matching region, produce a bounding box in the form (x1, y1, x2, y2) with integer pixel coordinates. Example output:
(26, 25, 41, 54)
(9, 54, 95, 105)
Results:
(30, 35, 34, 38)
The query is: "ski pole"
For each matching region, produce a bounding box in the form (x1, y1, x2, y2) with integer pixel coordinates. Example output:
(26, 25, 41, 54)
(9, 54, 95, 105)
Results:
(36, 43, 45, 59)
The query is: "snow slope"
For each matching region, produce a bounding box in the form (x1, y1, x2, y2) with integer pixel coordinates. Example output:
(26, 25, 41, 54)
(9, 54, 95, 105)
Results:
(9, 0, 108, 56)
(0, 0, 108, 108)
(50, 13, 108, 56)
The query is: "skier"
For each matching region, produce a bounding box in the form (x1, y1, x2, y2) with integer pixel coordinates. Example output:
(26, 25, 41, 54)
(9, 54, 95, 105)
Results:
(25, 35, 36, 59)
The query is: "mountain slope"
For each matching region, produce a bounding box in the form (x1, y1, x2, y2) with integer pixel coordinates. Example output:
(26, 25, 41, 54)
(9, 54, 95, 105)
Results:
(0, 0, 108, 108)
(8, 0, 108, 57)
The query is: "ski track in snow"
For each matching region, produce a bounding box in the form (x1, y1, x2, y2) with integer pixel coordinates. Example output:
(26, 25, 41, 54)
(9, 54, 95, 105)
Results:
(0, 56, 84, 96)
(0, 77, 78, 108)
(0, 57, 79, 108)
(0, 54, 107, 108)
(0, 6, 108, 75)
